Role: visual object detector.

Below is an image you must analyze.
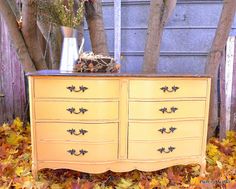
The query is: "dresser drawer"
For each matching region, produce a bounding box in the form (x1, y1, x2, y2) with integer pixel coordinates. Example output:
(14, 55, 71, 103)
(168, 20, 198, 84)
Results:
(34, 78, 119, 99)
(129, 120, 204, 141)
(35, 101, 118, 121)
(36, 123, 118, 142)
(129, 79, 208, 99)
(129, 101, 206, 120)
(128, 139, 201, 160)
(37, 142, 117, 162)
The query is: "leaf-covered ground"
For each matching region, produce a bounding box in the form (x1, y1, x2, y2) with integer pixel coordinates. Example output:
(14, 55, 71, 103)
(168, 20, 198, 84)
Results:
(0, 118, 236, 189)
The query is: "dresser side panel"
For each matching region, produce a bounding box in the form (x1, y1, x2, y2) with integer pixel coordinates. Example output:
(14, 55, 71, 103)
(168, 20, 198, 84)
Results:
(28, 76, 38, 176)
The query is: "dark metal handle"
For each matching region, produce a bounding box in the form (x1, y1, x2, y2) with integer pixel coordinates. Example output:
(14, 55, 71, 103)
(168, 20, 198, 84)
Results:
(160, 86, 179, 93)
(67, 85, 88, 92)
(158, 127, 177, 134)
(67, 128, 88, 136)
(157, 146, 175, 154)
(67, 107, 88, 114)
(159, 107, 178, 114)
(67, 149, 88, 156)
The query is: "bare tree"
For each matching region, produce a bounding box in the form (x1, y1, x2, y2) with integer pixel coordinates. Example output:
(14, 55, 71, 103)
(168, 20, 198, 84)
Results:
(143, 0, 177, 73)
(205, 0, 236, 138)
(0, 0, 36, 72)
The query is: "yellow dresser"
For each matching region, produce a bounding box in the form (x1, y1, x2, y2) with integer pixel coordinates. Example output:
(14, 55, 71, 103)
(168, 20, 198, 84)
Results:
(28, 71, 211, 176)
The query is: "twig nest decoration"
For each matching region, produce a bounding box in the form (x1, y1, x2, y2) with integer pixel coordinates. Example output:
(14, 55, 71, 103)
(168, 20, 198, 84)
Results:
(74, 52, 120, 73)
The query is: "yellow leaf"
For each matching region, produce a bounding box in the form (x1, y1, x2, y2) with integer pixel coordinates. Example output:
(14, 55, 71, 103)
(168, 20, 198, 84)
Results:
(226, 130, 236, 142)
(13, 117, 23, 131)
(159, 176, 169, 187)
(228, 157, 235, 166)
(25, 122, 31, 134)
(51, 184, 63, 189)
(190, 177, 200, 185)
(93, 184, 101, 189)
(149, 178, 159, 188)
(15, 166, 24, 176)
(221, 138, 230, 146)
(6, 131, 22, 145)
(8, 148, 18, 155)
(116, 178, 133, 189)
(207, 143, 219, 157)
(130, 184, 140, 189)
(150, 178, 160, 188)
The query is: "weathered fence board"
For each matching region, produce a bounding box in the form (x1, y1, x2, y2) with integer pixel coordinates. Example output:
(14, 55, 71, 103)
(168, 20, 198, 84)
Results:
(231, 38, 236, 131)
(0, 16, 26, 124)
(220, 36, 236, 138)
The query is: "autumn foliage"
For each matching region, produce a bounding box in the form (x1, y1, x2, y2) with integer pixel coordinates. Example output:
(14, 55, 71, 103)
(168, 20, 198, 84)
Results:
(0, 118, 236, 189)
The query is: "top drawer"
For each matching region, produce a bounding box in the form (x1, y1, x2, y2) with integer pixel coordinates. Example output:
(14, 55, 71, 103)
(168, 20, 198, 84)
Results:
(129, 78, 208, 99)
(34, 78, 119, 99)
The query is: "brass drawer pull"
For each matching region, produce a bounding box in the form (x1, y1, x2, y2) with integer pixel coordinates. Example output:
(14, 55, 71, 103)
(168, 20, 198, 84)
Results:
(160, 86, 179, 93)
(159, 107, 178, 114)
(67, 85, 88, 92)
(67, 128, 88, 136)
(67, 149, 88, 156)
(67, 107, 88, 114)
(157, 146, 175, 154)
(158, 127, 177, 134)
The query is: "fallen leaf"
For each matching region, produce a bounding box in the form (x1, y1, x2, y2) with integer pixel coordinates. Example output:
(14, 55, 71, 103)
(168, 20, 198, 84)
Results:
(159, 176, 169, 187)
(216, 160, 223, 169)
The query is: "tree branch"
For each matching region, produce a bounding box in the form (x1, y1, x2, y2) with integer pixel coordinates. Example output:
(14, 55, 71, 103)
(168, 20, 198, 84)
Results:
(0, 0, 36, 72)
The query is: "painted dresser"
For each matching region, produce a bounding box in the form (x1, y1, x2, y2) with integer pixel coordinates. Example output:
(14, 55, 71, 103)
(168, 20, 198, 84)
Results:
(27, 71, 211, 176)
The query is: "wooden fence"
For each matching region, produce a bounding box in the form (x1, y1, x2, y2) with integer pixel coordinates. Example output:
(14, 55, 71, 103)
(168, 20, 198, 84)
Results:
(0, 15, 27, 124)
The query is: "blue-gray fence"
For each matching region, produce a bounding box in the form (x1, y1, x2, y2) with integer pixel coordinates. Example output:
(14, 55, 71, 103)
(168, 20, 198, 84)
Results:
(84, 0, 236, 73)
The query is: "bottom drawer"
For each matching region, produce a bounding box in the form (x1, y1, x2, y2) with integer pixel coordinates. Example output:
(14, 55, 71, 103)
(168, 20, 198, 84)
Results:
(128, 139, 202, 160)
(37, 142, 117, 162)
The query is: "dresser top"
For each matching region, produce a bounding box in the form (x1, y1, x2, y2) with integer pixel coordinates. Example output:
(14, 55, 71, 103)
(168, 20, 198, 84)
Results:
(26, 70, 210, 78)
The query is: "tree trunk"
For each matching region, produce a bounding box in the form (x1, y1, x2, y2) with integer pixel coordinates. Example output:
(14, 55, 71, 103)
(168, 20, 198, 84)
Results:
(85, 0, 109, 56)
(143, 0, 176, 73)
(205, 0, 236, 138)
(0, 0, 36, 72)
(21, 0, 48, 70)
